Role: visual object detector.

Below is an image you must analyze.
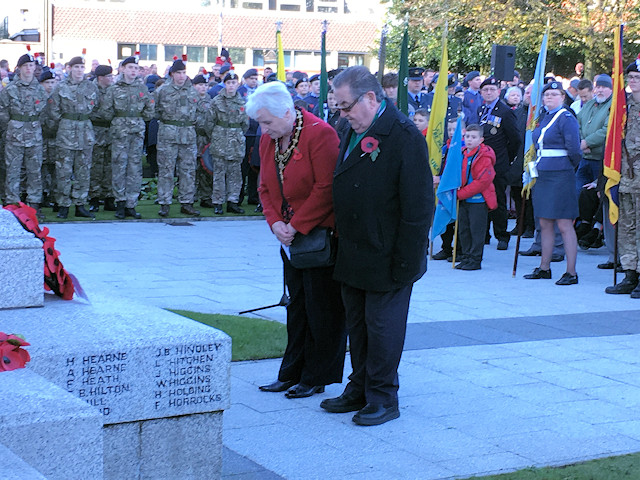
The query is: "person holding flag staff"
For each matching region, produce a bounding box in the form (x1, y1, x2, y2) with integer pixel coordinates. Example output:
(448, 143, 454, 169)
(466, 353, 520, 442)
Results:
(523, 82, 582, 285)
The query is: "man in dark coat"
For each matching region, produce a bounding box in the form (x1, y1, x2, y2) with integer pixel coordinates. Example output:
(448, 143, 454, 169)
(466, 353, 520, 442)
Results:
(478, 76, 522, 250)
(322, 66, 433, 426)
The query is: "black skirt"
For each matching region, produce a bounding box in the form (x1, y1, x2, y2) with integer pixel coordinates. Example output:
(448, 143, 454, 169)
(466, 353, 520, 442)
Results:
(532, 169, 578, 219)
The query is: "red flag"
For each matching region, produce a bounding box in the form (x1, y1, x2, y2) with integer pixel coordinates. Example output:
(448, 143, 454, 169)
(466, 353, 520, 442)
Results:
(604, 24, 626, 224)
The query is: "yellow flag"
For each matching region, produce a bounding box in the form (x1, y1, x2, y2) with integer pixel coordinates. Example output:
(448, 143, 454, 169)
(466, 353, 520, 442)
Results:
(425, 26, 448, 177)
(277, 29, 286, 82)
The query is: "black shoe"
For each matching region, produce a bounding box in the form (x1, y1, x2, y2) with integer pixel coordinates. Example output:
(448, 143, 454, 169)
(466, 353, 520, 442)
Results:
(579, 228, 600, 250)
(631, 283, 640, 299)
(454, 262, 467, 270)
(104, 197, 116, 211)
(200, 199, 214, 209)
(254, 204, 263, 213)
(352, 403, 400, 426)
(522, 229, 534, 238)
(213, 204, 224, 215)
(259, 379, 296, 393)
(75, 205, 95, 219)
(320, 391, 367, 413)
(497, 240, 509, 250)
(432, 250, 452, 261)
(519, 248, 541, 257)
(89, 198, 100, 212)
(551, 254, 564, 262)
(158, 204, 170, 217)
(460, 263, 481, 271)
(524, 267, 552, 279)
(180, 204, 200, 216)
(508, 227, 519, 236)
(285, 383, 325, 399)
(575, 222, 592, 239)
(556, 272, 578, 285)
(56, 206, 69, 219)
(597, 261, 616, 270)
(227, 202, 245, 214)
(115, 201, 126, 220)
(605, 271, 639, 294)
(125, 207, 142, 219)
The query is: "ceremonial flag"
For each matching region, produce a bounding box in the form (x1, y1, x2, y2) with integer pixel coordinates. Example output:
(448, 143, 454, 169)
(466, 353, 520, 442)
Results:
(522, 27, 549, 198)
(425, 23, 448, 177)
(276, 23, 286, 82)
(397, 24, 409, 116)
(319, 21, 328, 121)
(604, 24, 625, 224)
(431, 116, 463, 241)
(377, 25, 388, 84)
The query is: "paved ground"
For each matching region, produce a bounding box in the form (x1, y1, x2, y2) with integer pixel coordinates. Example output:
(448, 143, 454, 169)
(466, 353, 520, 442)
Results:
(45, 216, 640, 479)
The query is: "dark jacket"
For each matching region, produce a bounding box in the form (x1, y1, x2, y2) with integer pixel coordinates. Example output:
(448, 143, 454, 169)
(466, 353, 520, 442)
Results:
(478, 99, 522, 174)
(333, 102, 434, 291)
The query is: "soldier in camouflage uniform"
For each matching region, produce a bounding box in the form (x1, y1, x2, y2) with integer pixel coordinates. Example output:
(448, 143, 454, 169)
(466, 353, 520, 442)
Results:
(192, 73, 214, 208)
(208, 72, 250, 215)
(99, 56, 155, 219)
(155, 58, 200, 217)
(45, 56, 98, 219)
(0, 53, 47, 217)
(39, 67, 58, 208)
(88, 65, 115, 213)
(606, 59, 640, 298)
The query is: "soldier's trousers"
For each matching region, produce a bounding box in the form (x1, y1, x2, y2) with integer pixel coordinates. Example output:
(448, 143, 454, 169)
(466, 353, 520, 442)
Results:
(112, 134, 143, 208)
(56, 146, 92, 207)
(212, 156, 242, 204)
(619, 192, 640, 272)
(195, 138, 212, 201)
(90, 143, 112, 200)
(157, 142, 197, 205)
(42, 138, 57, 201)
(5, 142, 42, 205)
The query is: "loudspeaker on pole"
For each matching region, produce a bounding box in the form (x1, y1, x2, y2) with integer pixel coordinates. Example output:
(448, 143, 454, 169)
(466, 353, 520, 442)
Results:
(490, 45, 516, 81)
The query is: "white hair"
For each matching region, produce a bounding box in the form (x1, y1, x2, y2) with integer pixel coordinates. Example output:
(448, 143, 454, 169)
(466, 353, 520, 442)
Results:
(245, 81, 295, 120)
(505, 86, 522, 102)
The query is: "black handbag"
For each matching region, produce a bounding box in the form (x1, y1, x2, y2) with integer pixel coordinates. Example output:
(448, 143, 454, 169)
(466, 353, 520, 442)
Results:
(289, 227, 335, 269)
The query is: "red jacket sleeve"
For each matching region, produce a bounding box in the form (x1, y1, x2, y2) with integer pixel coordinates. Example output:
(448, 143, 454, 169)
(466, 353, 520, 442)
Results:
(457, 145, 496, 200)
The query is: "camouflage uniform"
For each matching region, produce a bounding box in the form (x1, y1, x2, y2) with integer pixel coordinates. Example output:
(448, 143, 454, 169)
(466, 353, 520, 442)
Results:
(195, 91, 213, 202)
(619, 94, 640, 273)
(0, 75, 47, 204)
(98, 76, 154, 208)
(155, 77, 200, 205)
(89, 79, 113, 203)
(45, 77, 98, 207)
(209, 89, 249, 204)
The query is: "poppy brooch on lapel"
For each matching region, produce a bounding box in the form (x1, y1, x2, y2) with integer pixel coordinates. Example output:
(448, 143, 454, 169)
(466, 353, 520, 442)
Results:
(361, 136, 380, 162)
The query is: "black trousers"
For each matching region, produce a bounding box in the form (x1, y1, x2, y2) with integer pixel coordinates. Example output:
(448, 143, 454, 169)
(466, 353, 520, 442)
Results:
(277, 249, 346, 386)
(459, 201, 488, 265)
(488, 173, 509, 242)
(340, 283, 413, 406)
(439, 223, 456, 254)
(239, 137, 259, 203)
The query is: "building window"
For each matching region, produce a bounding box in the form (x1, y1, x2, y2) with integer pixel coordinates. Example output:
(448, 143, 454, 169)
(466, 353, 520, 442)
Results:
(186, 46, 205, 63)
(269, 0, 276, 9)
(242, 2, 263, 8)
(117, 43, 136, 60)
(139, 44, 157, 61)
(284, 51, 292, 68)
(207, 47, 219, 64)
(306, 0, 314, 11)
(280, 4, 300, 11)
(253, 50, 264, 67)
(338, 53, 364, 69)
(318, 6, 337, 12)
(165, 45, 184, 61)
(228, 48, 246, 64)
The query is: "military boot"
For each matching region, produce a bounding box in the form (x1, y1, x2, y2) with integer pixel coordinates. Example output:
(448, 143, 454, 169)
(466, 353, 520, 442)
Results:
(158, 204, 170, 217)
(75, 204, 95, 219)
(605, 270, 639, 295)
(200, 198, 214, 209)
(180, 203, 200, 216)
(125, 207, 142, 219)
(226, 202, 245, 214)
(115, 201, 126, 220)
(213, 204, 223, 215)
(104, 197, 116, 211)
(89, 198, 100, 212)
(631, 282, 640, 299)
(56, 206, 69, 219)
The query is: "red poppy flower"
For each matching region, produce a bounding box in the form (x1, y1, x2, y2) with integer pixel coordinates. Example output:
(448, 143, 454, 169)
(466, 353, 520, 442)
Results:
(139, 92, 144, 98)
(292, 148, 302, 161)
(0, 342, 30, 371)
(361, 137, 379, 153)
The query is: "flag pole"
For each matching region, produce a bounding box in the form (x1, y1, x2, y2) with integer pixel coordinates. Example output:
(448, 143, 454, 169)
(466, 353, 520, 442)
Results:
(451, 199, 460, 268)
(377, 24, 388, 83)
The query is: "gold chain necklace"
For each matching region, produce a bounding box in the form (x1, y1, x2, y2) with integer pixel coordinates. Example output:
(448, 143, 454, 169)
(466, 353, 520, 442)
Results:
(275, 108, 303, 179)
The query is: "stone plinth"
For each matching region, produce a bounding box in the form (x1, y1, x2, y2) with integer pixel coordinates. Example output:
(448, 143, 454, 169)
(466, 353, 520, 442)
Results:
(0, 295, 232, 480)
(0, 209, 43, 309)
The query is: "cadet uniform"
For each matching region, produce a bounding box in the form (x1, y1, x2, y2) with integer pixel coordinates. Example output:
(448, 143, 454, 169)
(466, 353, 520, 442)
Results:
(407, 67, 429, 118)
(0, 53, 47, 211)
(99, 57, 154, 219)
(155, 58, 200, 216)
(45, 56, 98, 218)
(192, 74, 214, 207)
(208, 72, 250, 214)
(39, 68, 58, 207)
(89, 65, 114, 212)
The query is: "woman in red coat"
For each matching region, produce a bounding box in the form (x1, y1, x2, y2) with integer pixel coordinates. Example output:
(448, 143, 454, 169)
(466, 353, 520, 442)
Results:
(246, 81, 346, 398)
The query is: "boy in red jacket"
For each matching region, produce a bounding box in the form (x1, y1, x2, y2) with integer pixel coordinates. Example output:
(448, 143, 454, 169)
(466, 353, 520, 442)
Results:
(455, 124, 497, 270)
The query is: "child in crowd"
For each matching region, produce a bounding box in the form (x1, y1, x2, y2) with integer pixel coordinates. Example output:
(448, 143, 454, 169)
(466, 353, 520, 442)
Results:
(455, 124, 497, 270)
(412, 108, 430, 136)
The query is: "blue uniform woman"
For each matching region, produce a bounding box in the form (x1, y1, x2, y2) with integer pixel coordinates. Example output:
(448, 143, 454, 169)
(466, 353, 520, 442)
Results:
(524, 81, 582, 285)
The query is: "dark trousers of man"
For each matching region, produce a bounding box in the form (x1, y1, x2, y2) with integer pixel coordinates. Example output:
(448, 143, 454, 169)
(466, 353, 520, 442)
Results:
(459, 201, 488, 266)
(488, 173, 509, 242)
(277, 250, 347, 387)
(239, 137, 259, 204)
(439, 223, 456, 255)
(340, 283, 412, 406)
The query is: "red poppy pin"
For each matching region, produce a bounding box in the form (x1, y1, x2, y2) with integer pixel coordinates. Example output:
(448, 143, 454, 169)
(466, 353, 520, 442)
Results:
(139, 92, 144, 98)
(240, 106, 245, 112)
(292, 148, 302, 161)
(35, 100, 40, 105)
(360, 136, 380, 162)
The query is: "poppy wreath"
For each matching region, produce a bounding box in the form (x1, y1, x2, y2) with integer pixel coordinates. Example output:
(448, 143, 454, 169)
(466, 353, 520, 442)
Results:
(3, 203, 75, 300)
(0, 333, 31, 372)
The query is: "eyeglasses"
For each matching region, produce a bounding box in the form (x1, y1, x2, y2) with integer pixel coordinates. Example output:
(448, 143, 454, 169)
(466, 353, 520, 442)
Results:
(628, 75, 640, 82)
(336, 94, 364, 112)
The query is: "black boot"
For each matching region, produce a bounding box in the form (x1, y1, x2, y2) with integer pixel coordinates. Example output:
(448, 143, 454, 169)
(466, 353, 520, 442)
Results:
(200, 198, 214, 209)
(56, 206, 69, 219)
(89, 198, 100, 212)
(75, 205, 95, 219)
(114, 201, 126, 219)
(213, 204, 223, 215)
(631, 282, 640, 299)
(180, 204, 200, 216)
(158, 204, 170, 217)
(104, 197, 116, 211)
(227, 201, 245, 214)
(125, 207, 142, 219)
(605, 271, 639, 295)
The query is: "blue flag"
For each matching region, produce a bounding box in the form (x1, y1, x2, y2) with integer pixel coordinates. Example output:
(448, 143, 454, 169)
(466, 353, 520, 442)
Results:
(431, 117, 463, 241)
